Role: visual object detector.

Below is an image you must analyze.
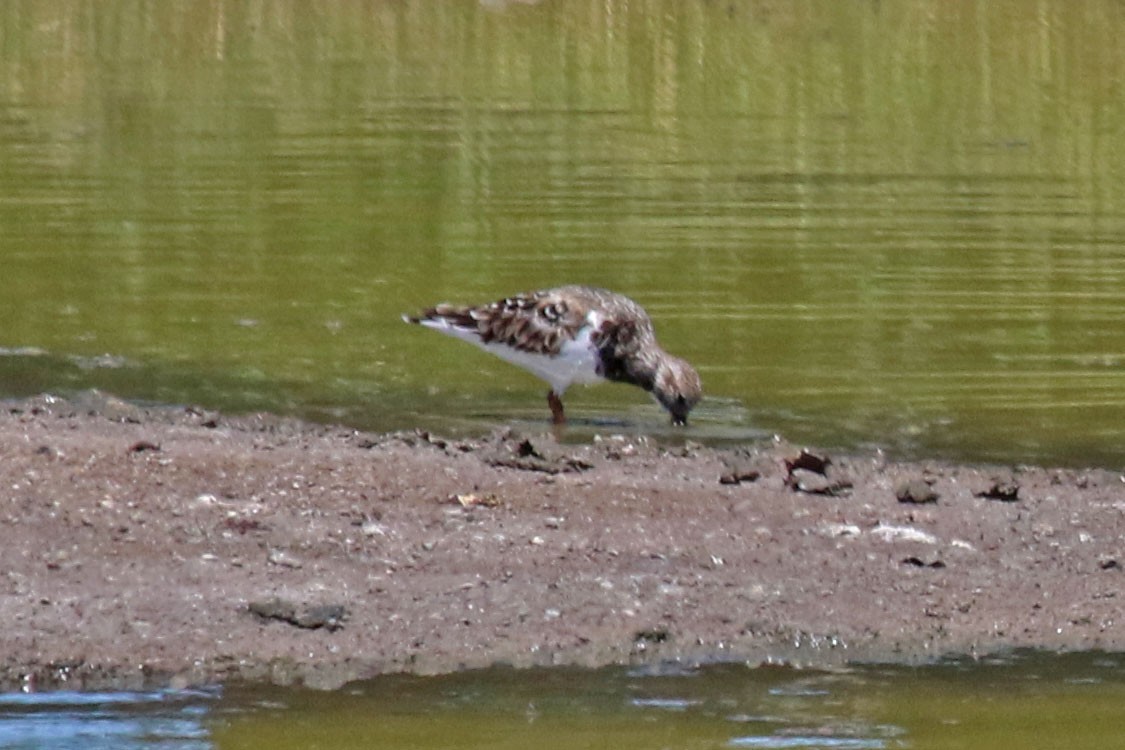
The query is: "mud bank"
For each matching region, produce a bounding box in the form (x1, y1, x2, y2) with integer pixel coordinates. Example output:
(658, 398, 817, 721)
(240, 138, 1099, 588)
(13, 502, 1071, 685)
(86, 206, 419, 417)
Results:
(1, 393, 1121, 691)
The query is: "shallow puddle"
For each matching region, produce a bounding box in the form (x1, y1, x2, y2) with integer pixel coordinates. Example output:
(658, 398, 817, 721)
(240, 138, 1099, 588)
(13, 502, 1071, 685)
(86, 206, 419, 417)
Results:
(6, 653, 1122, 749)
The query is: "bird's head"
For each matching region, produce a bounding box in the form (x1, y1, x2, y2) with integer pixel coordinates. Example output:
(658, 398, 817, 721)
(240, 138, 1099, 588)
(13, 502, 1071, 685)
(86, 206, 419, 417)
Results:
(653, 355, 703, 426)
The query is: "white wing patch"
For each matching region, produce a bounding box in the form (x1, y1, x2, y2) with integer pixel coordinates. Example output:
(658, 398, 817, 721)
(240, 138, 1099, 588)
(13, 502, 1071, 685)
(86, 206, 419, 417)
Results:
(415, 316, 483, 346)
(419, 310, 606, 395)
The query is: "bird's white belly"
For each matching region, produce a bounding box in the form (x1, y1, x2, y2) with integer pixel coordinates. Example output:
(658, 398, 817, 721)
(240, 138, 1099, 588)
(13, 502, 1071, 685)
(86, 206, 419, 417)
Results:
(480, 327, 603, 394)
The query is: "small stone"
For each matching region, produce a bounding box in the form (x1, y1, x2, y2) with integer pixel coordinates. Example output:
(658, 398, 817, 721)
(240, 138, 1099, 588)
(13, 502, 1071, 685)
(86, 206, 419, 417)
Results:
(976, 481, 1019, 502)
(293, 604, 347, 630)
(249, 597, 347, 631)
(267, 549, 303, 569)
(896, 479, 939, 504)
(719, 449, 768, 484)
(787, 469, 852, 496)
(790, 468, 831, 493)
(871, 523, 939, 545)
(249, 597, 295, 621)
(449, 492, 499, 508)
(819, 522, 861, 538)
(361, 521, 388, 537)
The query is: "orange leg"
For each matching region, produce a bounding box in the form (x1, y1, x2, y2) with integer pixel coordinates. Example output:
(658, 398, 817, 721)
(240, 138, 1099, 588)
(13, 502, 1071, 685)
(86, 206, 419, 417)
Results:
(547, 390, 566, 425)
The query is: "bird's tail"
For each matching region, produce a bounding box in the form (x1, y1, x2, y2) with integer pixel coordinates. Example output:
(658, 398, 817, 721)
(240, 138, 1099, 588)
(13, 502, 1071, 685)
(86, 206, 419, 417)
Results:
(402, 305, 480, 335)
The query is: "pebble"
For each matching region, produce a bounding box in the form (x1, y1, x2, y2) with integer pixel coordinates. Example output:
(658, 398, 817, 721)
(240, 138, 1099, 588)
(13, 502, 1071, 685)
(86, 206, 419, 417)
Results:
(896, 479, 939, 504)
(267, 549, 303, 568)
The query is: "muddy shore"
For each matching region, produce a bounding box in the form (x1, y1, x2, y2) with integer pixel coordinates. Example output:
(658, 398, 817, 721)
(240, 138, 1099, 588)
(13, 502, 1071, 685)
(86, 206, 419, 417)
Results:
(1, 392, 1121, 691)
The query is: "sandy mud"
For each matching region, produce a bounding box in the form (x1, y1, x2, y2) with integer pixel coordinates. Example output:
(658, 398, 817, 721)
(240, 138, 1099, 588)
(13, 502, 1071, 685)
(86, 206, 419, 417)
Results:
(1, 393, 1121, 690)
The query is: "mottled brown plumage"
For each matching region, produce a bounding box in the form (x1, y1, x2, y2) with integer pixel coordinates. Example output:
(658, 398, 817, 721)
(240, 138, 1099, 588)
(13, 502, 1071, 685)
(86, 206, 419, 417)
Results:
(405, 285, 702, 425)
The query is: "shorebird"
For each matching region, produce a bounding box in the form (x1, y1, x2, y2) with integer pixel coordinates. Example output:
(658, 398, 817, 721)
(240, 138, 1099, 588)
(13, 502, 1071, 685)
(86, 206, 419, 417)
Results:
(404, 285, 703, 425)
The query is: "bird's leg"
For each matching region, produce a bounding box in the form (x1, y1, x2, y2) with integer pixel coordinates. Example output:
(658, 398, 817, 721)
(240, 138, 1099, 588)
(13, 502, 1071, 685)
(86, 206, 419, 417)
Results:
(547, 390, 566, 425)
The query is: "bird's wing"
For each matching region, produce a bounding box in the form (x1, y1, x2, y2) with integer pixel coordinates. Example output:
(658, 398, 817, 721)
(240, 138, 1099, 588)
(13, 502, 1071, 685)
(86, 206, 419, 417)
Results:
(422, 289, 593, 356)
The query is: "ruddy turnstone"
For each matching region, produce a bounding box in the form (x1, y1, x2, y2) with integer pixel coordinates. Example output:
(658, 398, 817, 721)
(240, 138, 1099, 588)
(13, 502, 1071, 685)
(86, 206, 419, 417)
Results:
(404, 285, 703, 425)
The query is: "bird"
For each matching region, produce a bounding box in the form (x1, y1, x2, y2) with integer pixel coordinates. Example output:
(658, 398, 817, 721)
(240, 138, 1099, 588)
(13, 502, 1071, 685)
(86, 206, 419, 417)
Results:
(403, 285, 703, 425)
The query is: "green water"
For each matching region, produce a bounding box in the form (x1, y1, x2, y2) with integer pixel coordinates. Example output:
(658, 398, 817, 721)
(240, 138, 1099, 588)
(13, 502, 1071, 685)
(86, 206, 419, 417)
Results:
(3, 0, 1125, 465)
(2, 655, 1123, 749)
(209, 655, 1125, 749)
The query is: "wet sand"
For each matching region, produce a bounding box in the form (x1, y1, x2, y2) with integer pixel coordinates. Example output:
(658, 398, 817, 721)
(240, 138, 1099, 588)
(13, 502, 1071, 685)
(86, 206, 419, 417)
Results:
(1, 393, 1122, 691)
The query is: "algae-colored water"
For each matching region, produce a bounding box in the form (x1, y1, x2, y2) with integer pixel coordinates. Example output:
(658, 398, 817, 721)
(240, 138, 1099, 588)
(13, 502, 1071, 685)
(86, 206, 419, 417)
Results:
(211, 656, 1125, 750)
(8, 654, 1122, 749)
(3, 1, 1125, 466)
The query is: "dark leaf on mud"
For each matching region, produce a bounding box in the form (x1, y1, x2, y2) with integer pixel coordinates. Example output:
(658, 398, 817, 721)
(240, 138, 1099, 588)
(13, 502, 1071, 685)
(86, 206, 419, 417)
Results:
(515, 438, 542, 458)
(785, 449, 831, 476)
(975, 482, 1019, 502)
(1099, 557, 1119, 570)
(128, 440, 160, 453)
(720, 468, 761, 485)
(903, 556, 946, 569)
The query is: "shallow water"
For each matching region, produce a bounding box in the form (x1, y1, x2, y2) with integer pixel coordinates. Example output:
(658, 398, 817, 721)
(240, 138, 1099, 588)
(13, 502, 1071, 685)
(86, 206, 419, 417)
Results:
(213, 654, 1125, 750)
(5, 653, 1123, 749)
(0, 687, 217, 750)
(3, 0, 1125, 466)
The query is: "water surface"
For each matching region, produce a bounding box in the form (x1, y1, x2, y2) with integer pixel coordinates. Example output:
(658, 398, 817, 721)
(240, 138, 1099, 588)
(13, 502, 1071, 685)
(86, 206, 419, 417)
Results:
(0, 687, 217, 750)
(2, 654, 1122, 748)
(3, 1, 1125, 466)
(4, 652, 1120, 746)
